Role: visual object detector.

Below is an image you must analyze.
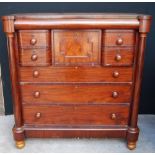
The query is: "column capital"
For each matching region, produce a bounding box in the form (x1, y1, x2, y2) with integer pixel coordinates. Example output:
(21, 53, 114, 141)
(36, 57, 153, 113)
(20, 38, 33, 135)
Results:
(2, 16, 15, 33)
(138, 15, 152, 33)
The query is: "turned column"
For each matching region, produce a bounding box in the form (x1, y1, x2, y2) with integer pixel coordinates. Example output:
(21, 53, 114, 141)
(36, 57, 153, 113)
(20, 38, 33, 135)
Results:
(127, 15, 152, 150)
(2, 16, 25, 148)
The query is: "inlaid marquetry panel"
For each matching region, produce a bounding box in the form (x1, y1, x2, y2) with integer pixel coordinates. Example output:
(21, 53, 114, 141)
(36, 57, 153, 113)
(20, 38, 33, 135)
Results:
(52, 30, 101, 66)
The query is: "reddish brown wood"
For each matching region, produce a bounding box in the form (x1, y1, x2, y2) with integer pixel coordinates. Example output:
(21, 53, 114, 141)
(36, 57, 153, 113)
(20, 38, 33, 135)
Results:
(127, 16, 152, 147)
(7, 33, 23, 127)
(19, 49, 51, 66)
(102, 47, 134, 66)
(19, 66, 133, 82)
(24, 126, 127, 138)
(23, 104, 129, 125)
(2, 13, 152, 149)
(21, 84, 132, 104)
(18, 30, 50, 48)
(130, 33, 147, 127)
(127, 33, 147, 144)
(2, 17, 25, 142)
(52, 29, 101, 66)
(103, 30, 136, 47)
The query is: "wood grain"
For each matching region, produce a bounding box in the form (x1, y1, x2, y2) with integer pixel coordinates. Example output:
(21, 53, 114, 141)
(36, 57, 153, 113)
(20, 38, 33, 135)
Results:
(18, 30, 50, 48)
(23, 104, 129, 125)
(19, 49, 51, 66)
(2, 13, 152, 148)
(21, 84, 132, 104)
(103, 30, 136, 47)
(19, 66, 133, 83)
(52, 29, 101, 66)
(102, 47, 134, 66)
(24, 127, 127, 138)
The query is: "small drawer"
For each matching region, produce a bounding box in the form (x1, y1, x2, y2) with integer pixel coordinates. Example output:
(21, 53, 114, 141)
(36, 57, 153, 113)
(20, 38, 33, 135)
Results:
(102, 47, 134, 66)
(20, 84, 132, 104)
(23, 104, 129, 126)
(18, 30, 50, 48)
(19, 49, 51, 66)
(103, 30, 136, 46)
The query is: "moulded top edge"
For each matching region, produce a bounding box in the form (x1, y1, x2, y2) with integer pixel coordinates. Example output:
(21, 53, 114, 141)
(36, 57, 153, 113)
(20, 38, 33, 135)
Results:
(1, 13, 152, 20)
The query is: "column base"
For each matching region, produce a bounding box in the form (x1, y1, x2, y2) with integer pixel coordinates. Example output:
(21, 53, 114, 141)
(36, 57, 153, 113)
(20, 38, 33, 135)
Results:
(12, 125, 25, 149)
(127, 141, 137, 150)
(16, 140, 25, 149)
(126, 127, 139, 150)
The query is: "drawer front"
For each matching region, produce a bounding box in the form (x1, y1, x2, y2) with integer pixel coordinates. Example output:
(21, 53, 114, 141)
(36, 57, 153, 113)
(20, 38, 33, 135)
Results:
(52, 30, 101, 66)
(18, 30, 50, 48)
(102, 47, 134, 66)
(103, 30, 136, 46)
(19, 67, 133, 82)
(23, 104, 129, 125)
(21, 84, 132, 104)
(19, 49, 51, 66)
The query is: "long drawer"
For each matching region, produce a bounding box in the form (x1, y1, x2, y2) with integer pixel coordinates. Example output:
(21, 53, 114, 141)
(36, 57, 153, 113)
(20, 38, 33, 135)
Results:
(19, 66, 133, 83)
(21, 84, 132, 104)
(23, 104, 129, 125)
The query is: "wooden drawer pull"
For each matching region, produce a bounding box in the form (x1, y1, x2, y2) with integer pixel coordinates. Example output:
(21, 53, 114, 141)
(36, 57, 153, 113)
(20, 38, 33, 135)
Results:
(31, 54, 38, 61)
(35, 112, 41, 119)
(116, 38, 123, 45)
(30, 38, 37, 45)
(112, 91, 119, 98)
(115, 54, 122, 61)
(111, 113, 117, 120)
(33, 91, 40, 98)
(113, 71, 119, 78)
(33, 70, 39, 78)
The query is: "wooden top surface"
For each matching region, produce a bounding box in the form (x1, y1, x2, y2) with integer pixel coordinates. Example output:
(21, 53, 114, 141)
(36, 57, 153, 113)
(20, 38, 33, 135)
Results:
(2, 13, 152, 20)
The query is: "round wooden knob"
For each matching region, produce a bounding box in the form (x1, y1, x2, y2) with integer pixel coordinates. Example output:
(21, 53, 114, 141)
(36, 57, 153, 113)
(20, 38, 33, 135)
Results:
(115, 54, 122, 61)
(113, 71, 119, 78)
(33, 91, 40, 98)
(116, 38, 123, 45)
(35, 112, 41, 119)
(31, 54, 38, 61)
(75, 85, 78, 89)
(111, 113, 117, 120)
(30, 38, 37, 45)
(112, 91, 119, 98)
(33, 70, 39, 78)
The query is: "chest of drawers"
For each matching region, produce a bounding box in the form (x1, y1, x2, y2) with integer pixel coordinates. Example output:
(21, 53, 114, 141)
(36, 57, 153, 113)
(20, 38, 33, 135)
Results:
(2, 13, 151, 150)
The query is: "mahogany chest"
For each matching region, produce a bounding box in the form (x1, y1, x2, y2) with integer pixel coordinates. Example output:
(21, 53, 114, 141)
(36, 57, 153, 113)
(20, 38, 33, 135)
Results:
(2, 13, 152, 150)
